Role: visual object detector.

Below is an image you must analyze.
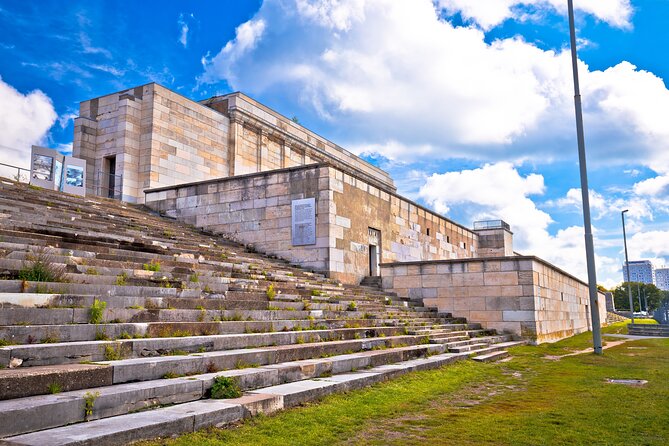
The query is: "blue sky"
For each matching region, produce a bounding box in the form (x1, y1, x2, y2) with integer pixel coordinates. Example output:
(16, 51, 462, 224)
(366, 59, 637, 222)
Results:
(0, 0, 668, 287)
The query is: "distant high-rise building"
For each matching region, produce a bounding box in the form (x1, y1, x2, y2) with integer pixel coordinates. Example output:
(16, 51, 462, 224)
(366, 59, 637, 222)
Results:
(622, 260, 655, 284)
(655, 268, 669, 291)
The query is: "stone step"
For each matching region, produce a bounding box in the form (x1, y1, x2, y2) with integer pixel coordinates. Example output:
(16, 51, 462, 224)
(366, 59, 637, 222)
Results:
(0, 342, 447, 437)
(472, 350, 510, 363)
(0, 350, 472, 445)
(1, 318, 401, 344)
(100, 334, 434, 385)
(447, 342, 489, 353)
(0, 333, 442, 399)
(0, 305, 448, 329)
(0, 363, 112, 400)
(465, 340, 526, 357)
(2, 326, 408, 368)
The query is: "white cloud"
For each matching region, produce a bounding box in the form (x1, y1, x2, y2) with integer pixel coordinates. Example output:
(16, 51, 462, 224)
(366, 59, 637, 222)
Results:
(548, 187, 654, 225)
(418, 162, 618, 281)
(634, 174, 669, 197)
(200, 18, 266, 85)
(0, 77, 57, 169)
(437, 0, 633, 30)
(88, 64, 126, 77)
(198, 0, 669, 175)
(628, 230, 669, 261)
(419, 162, 549, 249)
(56, 142, 73, 156)
(58, 111, 78, 129)
(79, 32, 111, 58)
(178, 13, 191, 48)
(296, 0, 366, 31)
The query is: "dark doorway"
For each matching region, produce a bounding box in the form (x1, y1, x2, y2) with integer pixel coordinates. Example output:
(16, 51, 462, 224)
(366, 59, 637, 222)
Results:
(369, 244, 379, 276)
(368, 228, 381, 276)
(105, 156, 116, 198)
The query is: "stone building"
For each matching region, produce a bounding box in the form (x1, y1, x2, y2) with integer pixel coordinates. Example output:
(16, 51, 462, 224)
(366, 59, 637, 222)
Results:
(72, 82, 605, 342)
(73, 83, 393, 203)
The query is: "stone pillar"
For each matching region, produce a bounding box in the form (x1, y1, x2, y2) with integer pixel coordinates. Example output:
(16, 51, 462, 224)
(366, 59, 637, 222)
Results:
(473, 220, 514, 257)
(227, 115, 242, 177)
(605, 292, 615, 312)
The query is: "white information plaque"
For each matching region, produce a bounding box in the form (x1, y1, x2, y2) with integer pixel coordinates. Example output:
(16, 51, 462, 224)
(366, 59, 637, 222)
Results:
(291, 198, 316, 246)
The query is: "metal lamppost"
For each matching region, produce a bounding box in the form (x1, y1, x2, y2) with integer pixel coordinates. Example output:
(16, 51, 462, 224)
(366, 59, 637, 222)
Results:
(621, 209, 635, 323)
(567, 0, 603, 354)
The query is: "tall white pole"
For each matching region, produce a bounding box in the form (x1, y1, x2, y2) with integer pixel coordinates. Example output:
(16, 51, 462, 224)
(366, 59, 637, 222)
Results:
(567, 0, 603, 354)
(622, 210, 635, 323)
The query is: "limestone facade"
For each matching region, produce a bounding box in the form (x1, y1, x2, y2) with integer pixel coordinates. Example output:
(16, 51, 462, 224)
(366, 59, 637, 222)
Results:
(145, 164, 478, 284)
(73, 84, 230, 202)
(73, 83, 393, 203)
(380, 257, 607, 343)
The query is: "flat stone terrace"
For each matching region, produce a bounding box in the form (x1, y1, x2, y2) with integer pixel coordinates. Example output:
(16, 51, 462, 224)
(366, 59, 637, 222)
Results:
(0, 179, 523, 445)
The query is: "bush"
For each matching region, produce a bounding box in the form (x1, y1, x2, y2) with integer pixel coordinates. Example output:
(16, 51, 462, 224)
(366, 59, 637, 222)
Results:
(347, 302, 358, 311)
(18, 249, 66, 282)
(89, 299, 107, 324)
(211, 376, 242, 399)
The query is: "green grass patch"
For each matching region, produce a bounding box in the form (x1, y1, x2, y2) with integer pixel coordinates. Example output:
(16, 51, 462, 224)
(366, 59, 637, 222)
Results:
(139, 328, 669, 446)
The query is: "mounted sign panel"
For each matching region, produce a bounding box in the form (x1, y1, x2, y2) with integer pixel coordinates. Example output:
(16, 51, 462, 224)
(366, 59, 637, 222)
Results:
(30, 146, 86, 197)
(291, 197, 316, 246)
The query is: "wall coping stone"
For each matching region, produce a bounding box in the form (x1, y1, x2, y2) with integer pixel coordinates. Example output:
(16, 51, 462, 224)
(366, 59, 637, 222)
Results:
(380, 255, 594, 290)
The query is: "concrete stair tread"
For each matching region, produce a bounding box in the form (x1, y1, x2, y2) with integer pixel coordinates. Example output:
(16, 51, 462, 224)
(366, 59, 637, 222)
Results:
(467, 341, 526, 356)
(472, 350, 510, 362)
(0, 349, 470, 444)
(1, 326, 410, 367)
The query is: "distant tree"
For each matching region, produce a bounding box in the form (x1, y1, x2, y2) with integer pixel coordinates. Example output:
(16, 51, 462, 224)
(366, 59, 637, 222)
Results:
(597, 284, 608, 293)
(612, 282, 664, 312)
(662, 290, 669, 305)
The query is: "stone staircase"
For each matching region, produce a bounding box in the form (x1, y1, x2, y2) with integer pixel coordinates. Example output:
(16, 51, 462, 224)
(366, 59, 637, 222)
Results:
(628, 323, 668, 337)
(0, 179, 524, 445)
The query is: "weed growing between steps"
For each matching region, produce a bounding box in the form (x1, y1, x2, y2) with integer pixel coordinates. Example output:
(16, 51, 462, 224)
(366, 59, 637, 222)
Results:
(47, 383, 62, 394)
(210, 376, 242, 399)
(18, 248, 67, 282)
(89, 299, 107, 324)
(83, 392, 99, 421)
(266, 284, 276, 300)
(116, 271, 129, 286)
(143, 260, 161, 272)
(139, 325, 669, 446)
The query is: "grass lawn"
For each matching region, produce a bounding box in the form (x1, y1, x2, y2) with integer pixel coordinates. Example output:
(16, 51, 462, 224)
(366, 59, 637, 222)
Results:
(140, 322, 669, 446)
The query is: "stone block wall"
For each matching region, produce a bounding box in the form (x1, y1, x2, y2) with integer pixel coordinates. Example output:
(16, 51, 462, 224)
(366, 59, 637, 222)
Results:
(73, 84, 230, 203)
(380, 257, 607, 343)
(146, 86, 230, 192)
(145, 164, 480, 284)
(145, 165, 332, 272)
(327, 168, 477, 284)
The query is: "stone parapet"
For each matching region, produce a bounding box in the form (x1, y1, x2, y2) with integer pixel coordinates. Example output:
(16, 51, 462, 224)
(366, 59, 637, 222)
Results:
(380, 256, 607, 343)
(145, 163, 480, 284)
